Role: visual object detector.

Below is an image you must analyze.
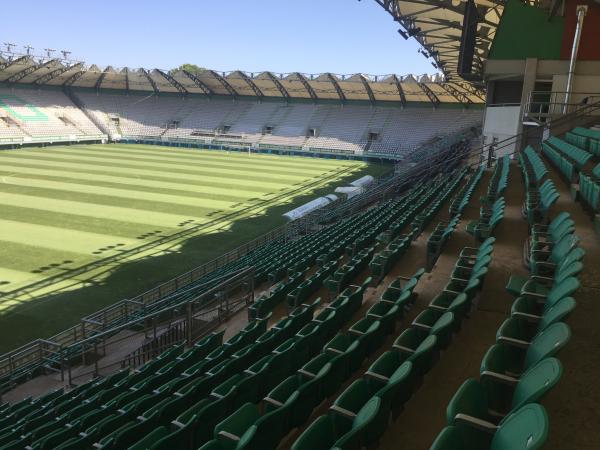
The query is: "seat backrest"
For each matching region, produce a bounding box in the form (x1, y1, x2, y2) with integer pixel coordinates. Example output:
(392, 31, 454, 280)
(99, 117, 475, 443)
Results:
(352, 396, 381, 431)
(412, 267, 426, 280)
(524, 323, 571, 369)
(469, 267, 488, 281)
(511, 358, 562, 410)
(539, 297, 576, 331)
(491, 404, 549, 450)
(550, 235, 580, 261)
(555, 261, 583, 284)
(430, 312, 455, 336)
(550, 219, 575, 239)
(548, 212, 570, 232)
(547, 277, 580, 305)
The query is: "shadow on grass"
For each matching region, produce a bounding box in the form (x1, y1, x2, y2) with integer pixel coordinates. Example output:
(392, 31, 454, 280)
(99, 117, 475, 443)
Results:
(0, 163, 392, 353)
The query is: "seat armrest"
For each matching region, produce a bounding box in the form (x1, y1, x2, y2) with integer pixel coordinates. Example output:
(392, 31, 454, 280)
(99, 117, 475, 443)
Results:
(325, 347, 344, 355)
(412, 322, 432, 332)
(329, 404, 357, 419)
(529, 275, 554, 282)
(443, 288, 462, 295)
(497, 336, 530, 349)
(454, 414, 498, 434)
(512, 311, 541, 322)
(218, 430, 241, 442)
(393, 344, 415, 355)
(297, 368, 316, 378)
(521, 290, 546, 299)
(263, 396, 283, 408)
(364, 371, 389, 383)
(480, 370, 519, 386)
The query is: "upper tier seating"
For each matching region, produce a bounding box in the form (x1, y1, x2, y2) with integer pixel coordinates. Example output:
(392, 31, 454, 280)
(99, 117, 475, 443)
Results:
(74, 91, 482, 157)
(0, 88, 102, 141)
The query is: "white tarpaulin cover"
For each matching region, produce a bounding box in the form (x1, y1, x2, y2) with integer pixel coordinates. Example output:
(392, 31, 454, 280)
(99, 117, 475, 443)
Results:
(350, 175, 374, 188)
(283, 195, 338, 221)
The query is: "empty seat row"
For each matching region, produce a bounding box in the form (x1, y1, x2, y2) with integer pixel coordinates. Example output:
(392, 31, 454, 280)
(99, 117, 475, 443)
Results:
(542, 142, 575, 182)
(449, 166, 484, 216)
(431, 210, 581, 450)
(466, 197, 505, 242)
(293, 239, 494, 450)
(426, 216, 460, 271)
(484, 155, 510, 202)
(545, 136, 592, 168)
(565, 126, 600, 157)
(197, 268, 425, 450)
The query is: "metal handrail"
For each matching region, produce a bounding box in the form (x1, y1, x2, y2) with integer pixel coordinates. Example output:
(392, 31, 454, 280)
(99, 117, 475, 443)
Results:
(525, 90, 600, 120)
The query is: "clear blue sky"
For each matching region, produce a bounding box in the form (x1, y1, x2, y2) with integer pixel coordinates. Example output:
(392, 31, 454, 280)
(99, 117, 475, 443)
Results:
(2, 0, 434, 76)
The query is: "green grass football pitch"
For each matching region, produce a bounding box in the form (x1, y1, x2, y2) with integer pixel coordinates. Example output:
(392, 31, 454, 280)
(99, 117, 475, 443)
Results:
(0, 144, 391, 351)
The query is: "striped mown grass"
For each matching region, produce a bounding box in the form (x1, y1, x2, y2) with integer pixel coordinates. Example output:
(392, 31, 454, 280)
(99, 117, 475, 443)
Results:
(0, 144, 391, 351)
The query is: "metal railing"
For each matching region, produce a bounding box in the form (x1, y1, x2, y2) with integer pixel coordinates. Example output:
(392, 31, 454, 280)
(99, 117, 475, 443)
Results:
(524, 91, 600, 123)
(0, 267, 254, 388)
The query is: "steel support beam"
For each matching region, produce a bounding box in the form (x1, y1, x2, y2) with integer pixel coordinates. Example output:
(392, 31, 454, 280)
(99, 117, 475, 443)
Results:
(63, 67, 86, 86)
(371, 0, 498, 81)
(155, 69, 188, 94)
(358, 74, 376, 105)
(6, 59, 58, 83)
(140, 68, 159, 94)
(454, 82, 486, 102)
(124, 68, 129, 92)
(391, 74, 407, 107)
(0, 55, 30, 72)
(35, 62, 83, 85)
(326, 73, 346, 103)
(236, 71, 264, 98)
(209, 70, 238, 97)
(417, 81, 441, 108)
(95, 66, 112, 90)
(182, 70, 213, 96)
(295, 72, 318, 101)
(440, 83, 473, 107)
(265, 71, 290, 100)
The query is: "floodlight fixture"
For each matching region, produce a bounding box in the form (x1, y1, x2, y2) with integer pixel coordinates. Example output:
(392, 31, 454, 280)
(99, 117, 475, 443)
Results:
(398, 29, 409, 39)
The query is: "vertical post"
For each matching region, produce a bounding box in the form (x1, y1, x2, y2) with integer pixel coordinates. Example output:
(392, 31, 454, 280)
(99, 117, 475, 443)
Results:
(186, 302, 193, 346)
(93, 341, 99, 377)
(487, 137, 497, 168)
(564, 5, 588, 114)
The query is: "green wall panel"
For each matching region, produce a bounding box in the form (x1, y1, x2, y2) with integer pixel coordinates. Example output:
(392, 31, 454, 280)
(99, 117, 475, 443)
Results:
(489, 0, 564, 60)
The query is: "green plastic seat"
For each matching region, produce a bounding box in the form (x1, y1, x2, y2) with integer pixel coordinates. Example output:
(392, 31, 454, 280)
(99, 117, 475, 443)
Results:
(299, 352, 344, 398)
(481, 323, 571, 379)
(324, 333, 366, 374)
(498, 297, 576, 344)
(530, 234, 580, 274)
(366, 302, 401, 334)
(294, 322, 322, 362)
(447, 357, 561, 427)
(211, 403, 260, 450)
(429, 293, 470, 318)
(511, 288, 575, 320)
(186, 394, 237, 448)
(127, 426, 171, 450)
(291, 397, 382, 450)
(237, 392, 298, 450)
(412, 310, 455, 348)
(364, 336, 437, 387)
(431, 403, 549, 450)
(348, 318, 384, 355)
(330, 379, 390, 446)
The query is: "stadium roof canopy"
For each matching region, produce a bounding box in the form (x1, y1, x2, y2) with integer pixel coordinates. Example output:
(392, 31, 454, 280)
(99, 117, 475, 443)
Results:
(373, 0, 527, 82)
(0, 50, 485, 106)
